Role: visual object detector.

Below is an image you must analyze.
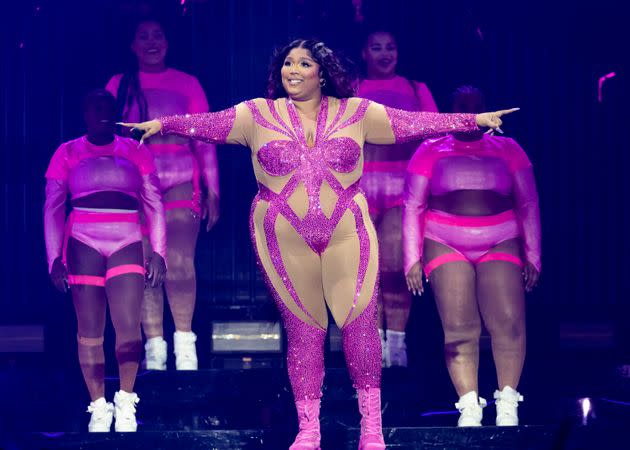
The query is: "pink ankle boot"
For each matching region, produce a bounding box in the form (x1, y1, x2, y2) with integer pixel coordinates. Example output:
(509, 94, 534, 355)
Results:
(357, 387, 386, 449)
(289, 398, 321, 450)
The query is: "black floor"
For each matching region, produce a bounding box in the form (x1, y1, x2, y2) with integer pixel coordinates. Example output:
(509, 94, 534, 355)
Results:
(2, 348, 630, 449)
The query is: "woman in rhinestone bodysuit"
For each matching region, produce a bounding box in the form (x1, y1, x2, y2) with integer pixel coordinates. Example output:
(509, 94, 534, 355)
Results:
(404, 86, 540, 427)
(357, 30, 438, 367)
(106, 19, 219, 370)
(123, 41, 515, 449)
(44, 90, 166, 432)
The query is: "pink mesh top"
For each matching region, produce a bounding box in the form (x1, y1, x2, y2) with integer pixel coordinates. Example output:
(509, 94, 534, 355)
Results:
(357, 76, 438, 113)
(357, 76, 438, 164)
(403, 134, 541, 273)
(44, 135, 166, 270)
(106, 68, 219, 198)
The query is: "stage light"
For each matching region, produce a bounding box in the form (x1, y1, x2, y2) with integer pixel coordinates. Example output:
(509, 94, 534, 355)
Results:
(578, 397, 593, 425)
(211, 321, 282, 353)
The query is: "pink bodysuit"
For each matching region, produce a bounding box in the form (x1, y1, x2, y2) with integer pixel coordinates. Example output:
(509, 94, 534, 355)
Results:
(156, 97, 478, 400)
(403, 134, 541, 277)
(106, 68, 219, 214)
(357, 76, 438, 215)
(44, 135, 166, 284)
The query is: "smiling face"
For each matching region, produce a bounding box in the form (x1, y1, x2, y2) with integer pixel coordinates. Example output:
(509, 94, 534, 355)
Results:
(362, 31, 398, 79)
(280, 47, 322, 101)
(131, 21, 168, 71)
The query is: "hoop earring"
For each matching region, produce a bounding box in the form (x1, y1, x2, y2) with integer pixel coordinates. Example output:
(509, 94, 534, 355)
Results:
(319, 78, 326, 87)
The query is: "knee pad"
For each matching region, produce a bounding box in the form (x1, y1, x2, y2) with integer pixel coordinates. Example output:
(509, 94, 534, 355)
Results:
(77, 334, 104, 346)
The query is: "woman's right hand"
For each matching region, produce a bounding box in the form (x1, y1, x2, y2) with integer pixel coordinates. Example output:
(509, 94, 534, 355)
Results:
(145, 252, 167, 288)
(117, 119, 162, 145)
(405, 261, 424, 296)
(50, 257, 68, 293)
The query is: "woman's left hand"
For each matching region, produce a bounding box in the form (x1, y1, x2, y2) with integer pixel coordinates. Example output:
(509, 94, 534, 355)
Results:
(476, 108, 520, 134)
(523, 262, 539, 292)
(146, 252, 167, 288)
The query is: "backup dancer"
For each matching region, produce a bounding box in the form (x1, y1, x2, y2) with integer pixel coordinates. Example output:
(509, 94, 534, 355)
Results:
(358, 30, 438, 367)
(106, 18, 219, 370)
(44, 90, 166, 431)
(404, 86, 540, 426)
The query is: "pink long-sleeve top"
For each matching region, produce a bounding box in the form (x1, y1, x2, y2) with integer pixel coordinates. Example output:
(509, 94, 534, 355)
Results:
(357, 76, 439, 163)
(106, 68, 219, 198)
(44, 135, 166, 272)
(403, 134, 541, 274)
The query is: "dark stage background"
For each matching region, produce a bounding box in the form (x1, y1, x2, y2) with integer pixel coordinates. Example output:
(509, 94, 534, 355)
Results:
(1, 0, 628, 368)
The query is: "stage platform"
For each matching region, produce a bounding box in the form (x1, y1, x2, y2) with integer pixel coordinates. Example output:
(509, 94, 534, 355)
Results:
(3, 359, 630, 449)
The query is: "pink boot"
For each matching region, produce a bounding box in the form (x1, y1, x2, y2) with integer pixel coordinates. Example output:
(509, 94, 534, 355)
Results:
(289, 398, 321, 450)
(357, 388, 386, 449)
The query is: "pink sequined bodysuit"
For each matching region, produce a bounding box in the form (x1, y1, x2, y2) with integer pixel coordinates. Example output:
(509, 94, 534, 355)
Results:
(158, 97, 478, 400)
(357, 76, 438, 214)
(44, 135, 166, 283)
(403, 134, 541, 277)
(106, 68, 219, 213)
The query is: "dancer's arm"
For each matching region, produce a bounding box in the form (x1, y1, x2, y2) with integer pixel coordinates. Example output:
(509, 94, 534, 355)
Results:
(402, 143, 433, 295)
(508, 139, 541, 290)
(136, 145, 167, 287)
(43, 144, 70, 292)
(414, 82, 439, 113)
(187, 77, 220, 230)
(119, 102, 253, 147)
(362, 100, 517, 144)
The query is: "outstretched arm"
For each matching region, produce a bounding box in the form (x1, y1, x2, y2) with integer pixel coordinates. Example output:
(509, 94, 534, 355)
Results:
(362, 100, 518, 145)
(119, 103, 253, 147)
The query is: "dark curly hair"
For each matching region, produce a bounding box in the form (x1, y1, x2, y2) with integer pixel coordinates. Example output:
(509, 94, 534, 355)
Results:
(266, 39, 357, 99)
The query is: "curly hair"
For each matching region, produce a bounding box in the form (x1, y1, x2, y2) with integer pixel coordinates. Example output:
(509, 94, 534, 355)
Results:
(266, 39, 357, 99)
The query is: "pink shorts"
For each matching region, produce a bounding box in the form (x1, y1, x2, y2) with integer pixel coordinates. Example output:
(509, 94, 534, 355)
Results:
(423, 209, 523, 277)
(360, 161, 408, 216)
(63, 209, 145, 286)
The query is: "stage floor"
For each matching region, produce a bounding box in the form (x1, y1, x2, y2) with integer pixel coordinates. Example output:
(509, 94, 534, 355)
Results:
(2, 350, 630, 449)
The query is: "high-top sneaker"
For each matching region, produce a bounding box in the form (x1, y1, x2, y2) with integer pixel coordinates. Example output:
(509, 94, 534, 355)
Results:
(494, 386, 523, 426)
(174, 331, 198, 370)
(386, 330, 407, 367)
(289, 398, 321, 450)
(357, 387, 386, 449)
(87, 397, 113, 432)
(143, 336, 167, 370)
(455, 391, 486, 427)
(113, 390, 139, 432)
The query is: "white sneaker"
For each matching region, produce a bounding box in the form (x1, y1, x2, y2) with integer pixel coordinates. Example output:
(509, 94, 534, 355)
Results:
(379, 329, 390, 368)
(494, 386, 523, 426)
(87, 397, 113, 432)
(455, 391, 486, 427)
(144, 336, 167, 370)
(174, 331, 198, 370)
(386, 330, 408, 367)
(113, 390, 139, 432)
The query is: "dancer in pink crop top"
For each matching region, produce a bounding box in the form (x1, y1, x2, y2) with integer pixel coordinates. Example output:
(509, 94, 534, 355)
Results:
(106, 19, 219, 370)
(44, 90, 166, 431)
(357, 30, 439, 367)
(403, 86, 540, 427)
(122, 41, 513, 449)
